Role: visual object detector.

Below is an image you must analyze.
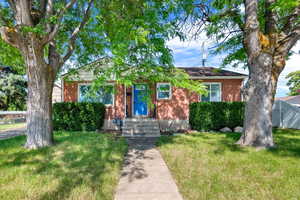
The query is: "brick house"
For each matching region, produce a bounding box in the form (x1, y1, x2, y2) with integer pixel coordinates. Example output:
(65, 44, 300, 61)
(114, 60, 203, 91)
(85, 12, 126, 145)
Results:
(62, 63, 247, 135)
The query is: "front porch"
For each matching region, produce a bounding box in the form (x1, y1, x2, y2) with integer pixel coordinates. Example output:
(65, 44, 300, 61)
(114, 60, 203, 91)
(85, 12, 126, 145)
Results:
(124, 84, 157, 119)
(103, 83, 190, 135)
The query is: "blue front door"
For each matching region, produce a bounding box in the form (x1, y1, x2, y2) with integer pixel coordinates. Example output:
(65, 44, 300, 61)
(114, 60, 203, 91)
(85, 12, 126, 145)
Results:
(133, 84, 148, 116)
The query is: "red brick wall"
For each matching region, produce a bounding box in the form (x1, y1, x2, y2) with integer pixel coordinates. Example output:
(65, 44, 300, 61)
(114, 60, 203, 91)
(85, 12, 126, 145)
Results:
(201, 79, 243, 102)
(156, 87, 189, 120)
(63, 79, 243, 120)
(63, 81, 125, 120)
(156, 79, 243, 120)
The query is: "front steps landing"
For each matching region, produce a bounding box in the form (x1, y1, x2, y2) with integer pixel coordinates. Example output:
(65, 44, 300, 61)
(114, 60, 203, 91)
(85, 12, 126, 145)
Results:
(122, 118, 160, 137)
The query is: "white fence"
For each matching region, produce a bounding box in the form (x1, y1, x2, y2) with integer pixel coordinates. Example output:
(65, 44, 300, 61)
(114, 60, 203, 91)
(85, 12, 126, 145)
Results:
(272, 100, 300, 129)
(0, 111, 26, 115)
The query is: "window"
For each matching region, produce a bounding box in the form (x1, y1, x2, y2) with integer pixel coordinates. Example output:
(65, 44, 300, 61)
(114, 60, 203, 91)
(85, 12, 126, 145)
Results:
(78, 84, 114, 105)
(157, 83, 172, 100)
(201, 83, 221, 102)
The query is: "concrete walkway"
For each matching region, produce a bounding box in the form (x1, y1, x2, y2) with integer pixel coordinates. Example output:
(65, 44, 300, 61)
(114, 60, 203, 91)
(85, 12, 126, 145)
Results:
(115, 138, 183, 200)
(0, 127, 26, 140)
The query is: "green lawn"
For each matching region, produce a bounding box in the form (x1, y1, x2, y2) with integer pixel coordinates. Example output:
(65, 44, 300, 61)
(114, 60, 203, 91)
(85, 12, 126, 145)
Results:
(158, 129, 300, 200)
(0, 132, 127, 200)
(0, 123, 26, 131)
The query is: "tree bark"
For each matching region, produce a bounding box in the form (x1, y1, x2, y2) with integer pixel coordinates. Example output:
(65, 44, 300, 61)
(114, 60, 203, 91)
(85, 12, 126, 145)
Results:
(237, 52, 277, 148)
(22, 42, 55, 149)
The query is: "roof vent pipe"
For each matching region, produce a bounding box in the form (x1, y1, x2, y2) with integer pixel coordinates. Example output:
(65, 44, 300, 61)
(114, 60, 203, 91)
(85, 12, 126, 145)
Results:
(201, 42, 207, 67)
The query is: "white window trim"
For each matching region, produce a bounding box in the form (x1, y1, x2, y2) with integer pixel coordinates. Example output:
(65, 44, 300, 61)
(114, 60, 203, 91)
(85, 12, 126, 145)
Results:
(156, 83, 172, 100)
(77, 83, 115, 106)
(200, 82, 222, 102)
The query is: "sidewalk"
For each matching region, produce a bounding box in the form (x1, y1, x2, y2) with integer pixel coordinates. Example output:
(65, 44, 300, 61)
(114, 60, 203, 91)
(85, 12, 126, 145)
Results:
(115, 138, 183, 200)
(0, 127, 26, 140)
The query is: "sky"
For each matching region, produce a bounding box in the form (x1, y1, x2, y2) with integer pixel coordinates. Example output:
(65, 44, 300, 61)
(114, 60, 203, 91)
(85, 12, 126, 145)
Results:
(167, 37, 300, 97)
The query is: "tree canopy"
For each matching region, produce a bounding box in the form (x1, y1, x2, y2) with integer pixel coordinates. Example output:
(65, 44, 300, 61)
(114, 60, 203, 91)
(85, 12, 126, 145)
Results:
(287, 70, 300, 96)
(0, 0, 206, 94)
(176, 0, 300, 68)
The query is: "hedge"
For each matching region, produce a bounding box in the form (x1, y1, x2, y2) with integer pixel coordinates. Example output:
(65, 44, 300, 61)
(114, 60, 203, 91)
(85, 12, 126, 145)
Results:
(189, 102, 245, 131)
(53, 102, 106, 131)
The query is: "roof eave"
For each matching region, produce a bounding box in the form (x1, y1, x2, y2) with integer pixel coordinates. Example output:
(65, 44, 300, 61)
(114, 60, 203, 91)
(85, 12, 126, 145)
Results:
(190, 75, 248, 80)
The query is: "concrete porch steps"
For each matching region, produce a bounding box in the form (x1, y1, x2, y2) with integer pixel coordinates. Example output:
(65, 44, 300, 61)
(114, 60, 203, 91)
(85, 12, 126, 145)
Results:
(122, 118, 161, 137)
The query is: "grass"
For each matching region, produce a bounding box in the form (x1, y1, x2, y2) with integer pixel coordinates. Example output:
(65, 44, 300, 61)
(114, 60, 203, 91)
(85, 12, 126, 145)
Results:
(0, 123, 26, 131)
(0, 131, 127, 200)
(158, 129, 300, 200)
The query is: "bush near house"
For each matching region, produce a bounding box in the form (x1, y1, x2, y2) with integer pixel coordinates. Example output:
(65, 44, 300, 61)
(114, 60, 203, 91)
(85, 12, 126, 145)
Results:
(53, 102, 105, 131)
(189, 102, 245, 131)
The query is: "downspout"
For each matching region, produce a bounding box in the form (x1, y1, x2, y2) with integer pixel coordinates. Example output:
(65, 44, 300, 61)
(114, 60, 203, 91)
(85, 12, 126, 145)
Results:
(61, 78, 64, 102)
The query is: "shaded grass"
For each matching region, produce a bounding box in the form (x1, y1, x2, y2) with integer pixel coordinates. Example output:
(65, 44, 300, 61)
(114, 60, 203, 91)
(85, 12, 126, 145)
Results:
(0, 123, 26, 131)
(158, 128, 300, 200)
(0, 132, 127, 200)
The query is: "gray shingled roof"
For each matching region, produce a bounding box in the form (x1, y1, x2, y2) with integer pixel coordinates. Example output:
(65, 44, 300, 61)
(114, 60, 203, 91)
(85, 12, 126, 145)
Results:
(178, 67, 247, 77)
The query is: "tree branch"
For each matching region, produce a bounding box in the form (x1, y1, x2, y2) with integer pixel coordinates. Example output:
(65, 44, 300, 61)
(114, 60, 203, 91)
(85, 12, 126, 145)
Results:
(42, 0, 77, 45)
(60, 0, 94, 66)
(279, 25, 300, 54)
(40, 0, 47, 14)
(0, 26, 21, 48)
(244, 0, 260, 57)
(265, 0, 277, 34)
(282, 4, 300, 35)
(209, 30, 242, 50)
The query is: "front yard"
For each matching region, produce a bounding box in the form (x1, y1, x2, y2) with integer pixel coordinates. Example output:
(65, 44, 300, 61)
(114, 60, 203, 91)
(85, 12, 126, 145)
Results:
(158, 129, 300, 200)
(0, 132, 127, 200)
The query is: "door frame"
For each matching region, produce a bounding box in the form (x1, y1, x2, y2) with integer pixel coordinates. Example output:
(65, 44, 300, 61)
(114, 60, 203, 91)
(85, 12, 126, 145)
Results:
(132, 84, 148, 117)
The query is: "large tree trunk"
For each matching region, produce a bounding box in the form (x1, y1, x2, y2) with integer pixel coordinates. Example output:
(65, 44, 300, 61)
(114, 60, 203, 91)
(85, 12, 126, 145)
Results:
(237, 53, 277, 148)
(23, 44, 55, 149)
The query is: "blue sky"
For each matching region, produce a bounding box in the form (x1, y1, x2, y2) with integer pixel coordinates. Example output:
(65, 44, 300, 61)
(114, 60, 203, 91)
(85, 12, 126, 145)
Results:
(167, 37, 300, 97)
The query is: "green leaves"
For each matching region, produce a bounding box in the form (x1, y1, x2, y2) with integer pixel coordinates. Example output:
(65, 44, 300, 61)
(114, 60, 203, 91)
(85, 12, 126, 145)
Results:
(0, 0, 207, 95)
(0, 39, 24, 74)
(0, 69, 27, 111)
(286, 70, 300, 96)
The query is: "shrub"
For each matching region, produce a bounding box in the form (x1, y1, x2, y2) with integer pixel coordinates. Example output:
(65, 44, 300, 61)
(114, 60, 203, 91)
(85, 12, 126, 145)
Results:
(53, 102, 105, 131)
(189, 102, 245, 131)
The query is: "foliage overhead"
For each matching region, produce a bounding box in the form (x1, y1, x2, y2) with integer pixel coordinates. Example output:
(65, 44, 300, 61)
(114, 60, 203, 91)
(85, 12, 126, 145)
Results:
(286, 70, 300, 96)
(177, 0, 300, 68)
(0, 0, 206, 94)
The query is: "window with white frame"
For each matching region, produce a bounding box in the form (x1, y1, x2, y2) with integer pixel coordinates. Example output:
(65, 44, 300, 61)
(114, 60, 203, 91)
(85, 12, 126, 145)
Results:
(78, 84, 114, 105)
(157, 83, 172, 100)
(201, 83, 221, 102)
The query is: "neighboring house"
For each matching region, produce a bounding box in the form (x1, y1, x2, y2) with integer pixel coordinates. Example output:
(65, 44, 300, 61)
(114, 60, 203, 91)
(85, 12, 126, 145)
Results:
(276, 95, 300, 107)
(62, 61, 247, 132)
(273, 100, 300, 130)
(52, 84, 62, 103)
